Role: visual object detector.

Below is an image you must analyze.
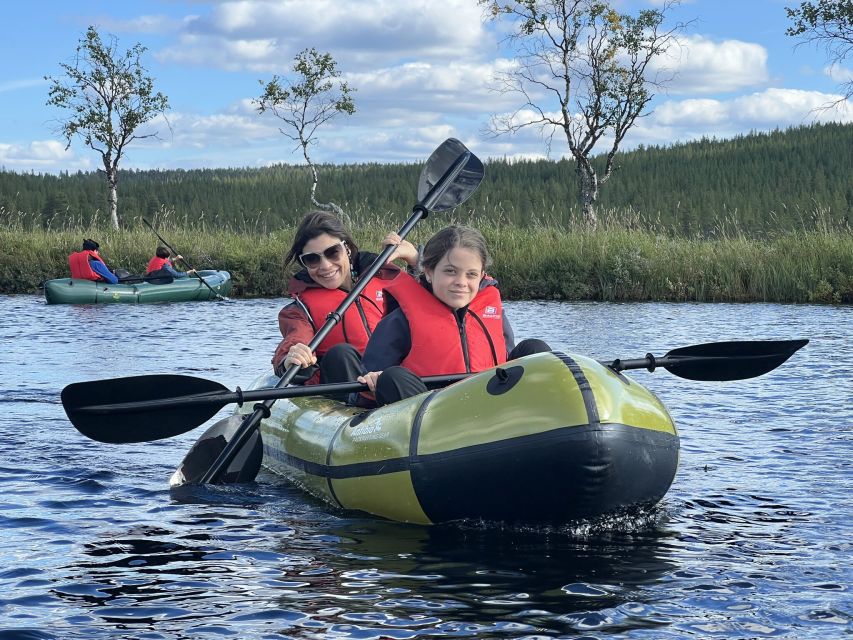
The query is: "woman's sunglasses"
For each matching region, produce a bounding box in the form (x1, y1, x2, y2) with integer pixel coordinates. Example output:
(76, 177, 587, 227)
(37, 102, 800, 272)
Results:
(299, 241, 347, 268)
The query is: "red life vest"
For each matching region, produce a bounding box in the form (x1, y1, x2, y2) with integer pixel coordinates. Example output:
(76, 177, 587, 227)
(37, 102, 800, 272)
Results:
(68, 250, 108, 281)
(295, 270, 404, 358)
(383, 274, 507, 376)
(146, 256, 172, 274)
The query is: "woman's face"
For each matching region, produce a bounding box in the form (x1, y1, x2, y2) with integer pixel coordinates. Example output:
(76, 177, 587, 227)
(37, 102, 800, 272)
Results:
(424, 247, 484, 310)
(299, 232, 352, 290)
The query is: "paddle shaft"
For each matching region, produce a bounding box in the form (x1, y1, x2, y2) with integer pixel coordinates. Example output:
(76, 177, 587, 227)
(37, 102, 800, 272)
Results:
(142, 218, 225, 300)
(609, 354, 711, 372)
(76, 374, 469, 415)
(200, 150, 473, 483)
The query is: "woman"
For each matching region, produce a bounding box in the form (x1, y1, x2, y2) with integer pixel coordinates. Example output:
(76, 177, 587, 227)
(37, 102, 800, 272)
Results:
(272, 210, 418, 387)
(356, 225, 550, 406)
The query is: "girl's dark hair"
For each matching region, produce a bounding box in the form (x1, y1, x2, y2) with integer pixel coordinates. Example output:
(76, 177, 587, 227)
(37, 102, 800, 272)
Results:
(155, 246, 170, 259)
(420, 225, 491, 277)
(283, 211, 359, 269)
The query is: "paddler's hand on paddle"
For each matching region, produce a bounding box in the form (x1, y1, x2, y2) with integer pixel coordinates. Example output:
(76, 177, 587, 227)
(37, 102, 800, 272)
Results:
(383, 232, 418, 268)
(357, 371, 382, 393)
(284, 343, 317, 370)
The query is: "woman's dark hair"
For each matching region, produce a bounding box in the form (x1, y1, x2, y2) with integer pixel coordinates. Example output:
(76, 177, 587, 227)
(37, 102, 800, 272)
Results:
(82, 238, 99, 251)
(155, 246, 170, 259)
(420, 225, 491, 277)
(283, 211, 359, 269)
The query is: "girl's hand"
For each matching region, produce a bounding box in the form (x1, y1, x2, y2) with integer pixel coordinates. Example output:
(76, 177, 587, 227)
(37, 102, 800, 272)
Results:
(383, 233, 418, 267)
(284, 343, 317, 369)
(357, 371, 382, 393)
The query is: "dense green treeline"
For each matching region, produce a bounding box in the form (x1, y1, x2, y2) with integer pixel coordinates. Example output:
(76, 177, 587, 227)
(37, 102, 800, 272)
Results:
(1, 122, 851, 233)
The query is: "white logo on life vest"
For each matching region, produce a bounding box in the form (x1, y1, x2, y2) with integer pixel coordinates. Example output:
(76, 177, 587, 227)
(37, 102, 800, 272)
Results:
(375, 290, 384, 301)
(482, 305, 500, 319)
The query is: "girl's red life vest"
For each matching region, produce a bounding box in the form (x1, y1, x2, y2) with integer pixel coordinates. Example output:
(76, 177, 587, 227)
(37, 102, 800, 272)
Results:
(68, 250, 108, 281)
(383, 275, 507, 376)
(146, 256, 172, 274)
(296, 272, 401, 358)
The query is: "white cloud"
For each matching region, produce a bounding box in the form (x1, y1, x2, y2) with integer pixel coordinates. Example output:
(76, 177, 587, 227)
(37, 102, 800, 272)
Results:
(346, 60, 519, 115)
(731, 88, 853, 123)
(139, 110, 278, 148)
(826, 63, 853, 83)
(482, 87, 853, 158)
(655, 98, 729, 125)
(97, 14, 190, 34)
(156, 0, 491, 72)
(0, 78, 48, 94)
(637, 88, 853, 148)
(0, 140, 89, 171)
(660, 35, 770, 95)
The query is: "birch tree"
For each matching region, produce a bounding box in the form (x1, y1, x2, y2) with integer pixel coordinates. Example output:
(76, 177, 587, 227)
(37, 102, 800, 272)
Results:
(46, 26, 169, 229)
(256, 48, 356, 215)
(480, 0, 683, 227)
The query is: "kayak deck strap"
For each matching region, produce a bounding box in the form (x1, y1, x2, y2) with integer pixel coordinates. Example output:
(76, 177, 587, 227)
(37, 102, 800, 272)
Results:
(552, 351, 600, 427)
(410, 390, 440, 457)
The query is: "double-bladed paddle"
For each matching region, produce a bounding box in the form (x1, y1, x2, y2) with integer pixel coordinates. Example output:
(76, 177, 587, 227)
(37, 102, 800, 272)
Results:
(142, 217, 229, 301)
(175, 138, 484, 485)
(62, 338, 808, 446)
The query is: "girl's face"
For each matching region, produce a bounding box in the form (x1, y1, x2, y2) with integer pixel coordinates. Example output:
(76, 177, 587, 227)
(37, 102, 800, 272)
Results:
(424, 247, 484, 310)
(299, 232, 352, 290)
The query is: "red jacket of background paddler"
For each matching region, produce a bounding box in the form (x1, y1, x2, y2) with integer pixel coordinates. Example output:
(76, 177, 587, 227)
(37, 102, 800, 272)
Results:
(68, 250, 109, 281)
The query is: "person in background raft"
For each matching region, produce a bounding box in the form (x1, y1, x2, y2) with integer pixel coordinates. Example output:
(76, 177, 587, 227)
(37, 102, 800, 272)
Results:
(146, 246, 195, 279)
(68, 239, 119, 284)
(350, 225, 550, 407)
(271, 210, 419, 390)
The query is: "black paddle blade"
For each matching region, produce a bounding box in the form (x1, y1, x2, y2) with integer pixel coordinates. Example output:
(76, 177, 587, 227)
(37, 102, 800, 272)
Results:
(663, 339, 809, 381)
(169, 414, 263, 487)
(62, 374, 230, 443)
(418, 138, 485, 211)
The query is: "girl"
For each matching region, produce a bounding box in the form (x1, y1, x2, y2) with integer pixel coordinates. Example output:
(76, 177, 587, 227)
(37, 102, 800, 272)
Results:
(356, 225, 550, 406)
(272, 210, 418, 388)
(146, 246, 194, 278)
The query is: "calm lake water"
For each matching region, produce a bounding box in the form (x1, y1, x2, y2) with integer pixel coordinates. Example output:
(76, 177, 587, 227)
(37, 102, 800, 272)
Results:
(0, 295, 849, 639)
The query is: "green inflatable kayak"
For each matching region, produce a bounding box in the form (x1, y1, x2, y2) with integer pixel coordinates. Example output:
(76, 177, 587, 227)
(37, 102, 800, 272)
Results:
(44, 270, 231, 304)
(245, 350, 679, 525)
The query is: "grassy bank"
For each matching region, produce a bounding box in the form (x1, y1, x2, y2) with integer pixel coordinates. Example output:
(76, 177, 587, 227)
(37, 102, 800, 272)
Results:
(1, 212, 850, 303)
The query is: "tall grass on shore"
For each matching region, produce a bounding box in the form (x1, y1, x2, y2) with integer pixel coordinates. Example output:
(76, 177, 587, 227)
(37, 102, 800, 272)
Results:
(1, 206, 850, 303)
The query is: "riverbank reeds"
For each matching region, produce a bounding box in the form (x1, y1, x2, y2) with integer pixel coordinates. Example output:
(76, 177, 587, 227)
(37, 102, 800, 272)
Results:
(1, 206, 850, 303)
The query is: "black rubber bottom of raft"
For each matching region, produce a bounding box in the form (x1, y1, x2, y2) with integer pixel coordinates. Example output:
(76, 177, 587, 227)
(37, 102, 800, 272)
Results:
(410, 422, 679, 524)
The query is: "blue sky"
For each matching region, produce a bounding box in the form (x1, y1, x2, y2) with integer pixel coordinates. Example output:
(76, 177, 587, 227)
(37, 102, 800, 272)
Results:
(1, 0, 851, 173)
